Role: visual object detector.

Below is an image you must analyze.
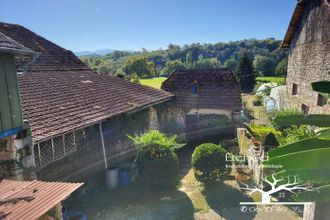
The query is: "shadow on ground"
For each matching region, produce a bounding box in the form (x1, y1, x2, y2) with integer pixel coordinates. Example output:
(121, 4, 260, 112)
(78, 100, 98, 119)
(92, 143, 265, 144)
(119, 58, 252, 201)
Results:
(204, 181, 257, 220)
(66, 170, 195, 220)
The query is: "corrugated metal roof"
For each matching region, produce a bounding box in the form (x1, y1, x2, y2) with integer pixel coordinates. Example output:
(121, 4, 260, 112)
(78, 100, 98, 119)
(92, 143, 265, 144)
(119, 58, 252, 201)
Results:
(0, 179, 83, 220)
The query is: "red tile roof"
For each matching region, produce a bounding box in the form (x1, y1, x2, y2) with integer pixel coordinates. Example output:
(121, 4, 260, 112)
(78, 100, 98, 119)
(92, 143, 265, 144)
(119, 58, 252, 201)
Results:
(161, 69, 242, 110)
(0, 179, 83, 220)
(0, 23, 173, 142)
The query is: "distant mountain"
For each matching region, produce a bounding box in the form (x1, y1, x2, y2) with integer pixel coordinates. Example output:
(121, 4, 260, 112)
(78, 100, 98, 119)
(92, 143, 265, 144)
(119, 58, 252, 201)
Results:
(74, 49, 115, 57)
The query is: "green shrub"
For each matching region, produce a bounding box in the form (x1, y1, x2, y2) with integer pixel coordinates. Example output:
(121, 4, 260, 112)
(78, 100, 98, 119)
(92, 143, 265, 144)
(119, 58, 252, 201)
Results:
(192, 143, 228, 181)
(277, 125, 316, 146)
(269, 108, 301, 128)
(253, 95, 263, 106)
(129, 130, 184, 187)
(248, 125, 282, 142)
(133, 145, 179, 187)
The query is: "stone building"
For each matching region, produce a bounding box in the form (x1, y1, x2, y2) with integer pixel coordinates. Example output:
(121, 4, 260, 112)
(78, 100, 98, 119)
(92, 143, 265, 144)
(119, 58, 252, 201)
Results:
(0, 23, 174, 181)
(282, 0, 330, 114)
(161, 69, 242, 139)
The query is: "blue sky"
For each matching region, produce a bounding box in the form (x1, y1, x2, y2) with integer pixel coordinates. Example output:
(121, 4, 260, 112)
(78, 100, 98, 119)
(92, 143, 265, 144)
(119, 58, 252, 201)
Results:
(0, 0, 296, 52)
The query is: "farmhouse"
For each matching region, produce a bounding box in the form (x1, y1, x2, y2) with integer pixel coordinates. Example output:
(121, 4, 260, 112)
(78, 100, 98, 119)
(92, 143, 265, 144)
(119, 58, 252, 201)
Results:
(0, 23, 173, 180)
(161, 69, 242, 138)
(282, 0, 330, 114)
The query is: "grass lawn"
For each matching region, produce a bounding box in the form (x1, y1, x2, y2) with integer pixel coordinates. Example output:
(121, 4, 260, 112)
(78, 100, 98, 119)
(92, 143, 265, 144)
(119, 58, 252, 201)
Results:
(256, 76, 286, 84)
(140, 77, 167, 89)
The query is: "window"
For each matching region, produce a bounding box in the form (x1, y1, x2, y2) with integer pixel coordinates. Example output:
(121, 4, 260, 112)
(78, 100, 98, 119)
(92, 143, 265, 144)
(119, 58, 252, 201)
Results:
(301, 104, 309, 115)
(317, 94, 327, 106)
(191, 82, 198, 95)
(292, 83, 298, 95)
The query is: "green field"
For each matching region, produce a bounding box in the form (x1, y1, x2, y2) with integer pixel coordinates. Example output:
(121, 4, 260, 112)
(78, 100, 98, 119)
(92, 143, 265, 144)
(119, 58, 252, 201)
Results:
(256, 76, 286, 84)
(140, 77, 167, 89)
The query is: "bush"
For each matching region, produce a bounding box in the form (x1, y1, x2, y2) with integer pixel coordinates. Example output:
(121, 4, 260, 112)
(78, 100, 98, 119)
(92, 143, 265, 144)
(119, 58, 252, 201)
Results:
(248, 125, 282, 142)
(269, 108, 301, 128)
(253, 95, 263, 106)
(192, 143, 228, 181)
(133, 146, 179, 187)
(277, 125, 316, 146)
(129, 130, 184, 187)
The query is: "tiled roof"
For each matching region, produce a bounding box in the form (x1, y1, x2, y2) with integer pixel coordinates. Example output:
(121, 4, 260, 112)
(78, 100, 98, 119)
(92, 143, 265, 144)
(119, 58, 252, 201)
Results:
(0, 22, 87, 71)
(0, 23, 173, 142)
(161, 69, 242, 110)
(18, 70, 172, 142)
(0, 32, 35, 56)
(0, 179, 82, 219)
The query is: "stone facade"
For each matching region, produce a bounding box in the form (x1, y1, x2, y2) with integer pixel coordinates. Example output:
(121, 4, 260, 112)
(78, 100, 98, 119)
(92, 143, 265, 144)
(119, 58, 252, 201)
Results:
(286, 0, 330, 114)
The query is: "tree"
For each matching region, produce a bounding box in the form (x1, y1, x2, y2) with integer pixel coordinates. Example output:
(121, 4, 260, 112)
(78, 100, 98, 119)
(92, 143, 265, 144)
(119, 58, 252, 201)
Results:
(223, 58, 238, 71)
(253, 55, 276, 76)
(123, 56, 156, 78)
(162, 60, 185, 75)
(236, 51, 255, 92)
(194, 58, 220, 69)
(275, 59, 288, 76)
(185, 51, 193, 68)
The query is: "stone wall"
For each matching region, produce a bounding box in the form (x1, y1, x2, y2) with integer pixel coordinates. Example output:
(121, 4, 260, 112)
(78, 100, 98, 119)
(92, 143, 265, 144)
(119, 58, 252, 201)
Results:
(286, 0, 330, 114)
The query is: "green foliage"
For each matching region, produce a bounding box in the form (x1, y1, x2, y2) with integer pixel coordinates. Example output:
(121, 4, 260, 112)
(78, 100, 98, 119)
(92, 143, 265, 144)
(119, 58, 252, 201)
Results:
(276, 125, 315, 145)
(253, 55, 276, 76)
(223, 58, 238, 71)
(123, 56, 156, 78)
(133, 146, 179, 187)
(248, 125, 281, 142)
(256, 76, 285, 84)
(269, 108, 301, 128)
(236, 51, 255, 92)
(292, 184, 330, 203)
(128, 130, 185, 151)
(192, 143, 228, 181)
(185, 51, 193, 69)
(130, 130, 185, 187)
(194, 58, 221, 69)
(268, 136, 330, 158)
(130, 73, 140, 84)
(80, 39, 288, 80)
(275, 59, 287, 76)
(162, 60, 185, 75)
(311, 80, 330, 98)
(274, 115, 330, 127)
(265, 81, 330, 202)
(253, 95, 263, 106)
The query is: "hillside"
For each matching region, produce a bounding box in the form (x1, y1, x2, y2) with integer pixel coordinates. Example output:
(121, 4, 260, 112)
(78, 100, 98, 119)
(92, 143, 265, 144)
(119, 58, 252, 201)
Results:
(79, 38, 288, 78)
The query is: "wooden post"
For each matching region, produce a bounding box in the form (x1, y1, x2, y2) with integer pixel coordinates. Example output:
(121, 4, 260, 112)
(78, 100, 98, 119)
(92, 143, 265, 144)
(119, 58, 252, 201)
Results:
(99, 122, 108, 170)
(303, 202, 315, 220)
